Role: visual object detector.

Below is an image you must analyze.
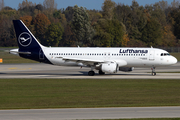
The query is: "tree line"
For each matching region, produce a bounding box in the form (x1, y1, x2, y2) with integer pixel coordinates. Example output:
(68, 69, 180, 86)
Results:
(0, 0, 180, 47)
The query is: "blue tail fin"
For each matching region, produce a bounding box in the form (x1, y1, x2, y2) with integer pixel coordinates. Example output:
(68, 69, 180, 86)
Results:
(13, 20, 51, 64)
(13, 20, 42, 51)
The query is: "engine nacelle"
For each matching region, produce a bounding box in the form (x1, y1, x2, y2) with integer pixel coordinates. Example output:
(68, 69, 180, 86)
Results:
(119, 67, 134, 72)
(101, 62, 118, 73)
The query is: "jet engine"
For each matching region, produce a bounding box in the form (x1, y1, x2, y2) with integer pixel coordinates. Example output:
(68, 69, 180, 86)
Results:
(119, 67, 134, 72)
(101, 62, 118, 73)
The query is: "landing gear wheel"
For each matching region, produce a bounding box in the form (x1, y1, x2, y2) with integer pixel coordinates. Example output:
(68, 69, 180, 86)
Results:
(88, 71, 95, 76)
(99, 70, 105, 75)
(152, 72, 156, 76)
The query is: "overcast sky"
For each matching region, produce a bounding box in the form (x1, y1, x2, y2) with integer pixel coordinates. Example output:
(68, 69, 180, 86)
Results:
(4, 0, 176, 10)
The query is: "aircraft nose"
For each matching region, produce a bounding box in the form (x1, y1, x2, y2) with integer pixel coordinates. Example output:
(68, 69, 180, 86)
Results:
(171, 56, 178, 64)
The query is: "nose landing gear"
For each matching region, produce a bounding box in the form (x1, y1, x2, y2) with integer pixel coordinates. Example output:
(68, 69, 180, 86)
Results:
(151, 67, 156, 76)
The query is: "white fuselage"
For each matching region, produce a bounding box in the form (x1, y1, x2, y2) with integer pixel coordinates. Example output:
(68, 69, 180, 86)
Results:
(42, 47, 177, 67)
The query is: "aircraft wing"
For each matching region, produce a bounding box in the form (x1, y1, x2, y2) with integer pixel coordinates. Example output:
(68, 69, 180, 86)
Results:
(56, 57, 105, 66)
(56, 57, 127, 67)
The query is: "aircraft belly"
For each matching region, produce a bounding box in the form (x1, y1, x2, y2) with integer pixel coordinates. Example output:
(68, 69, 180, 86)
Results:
(50, 58, 78, 66)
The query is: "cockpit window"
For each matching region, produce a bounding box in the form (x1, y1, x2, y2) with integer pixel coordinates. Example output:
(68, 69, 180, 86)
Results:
(161, 53, 170, 56)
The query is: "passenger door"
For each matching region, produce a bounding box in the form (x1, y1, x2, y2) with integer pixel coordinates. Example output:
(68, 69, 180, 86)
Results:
(149, 50, 155, 61)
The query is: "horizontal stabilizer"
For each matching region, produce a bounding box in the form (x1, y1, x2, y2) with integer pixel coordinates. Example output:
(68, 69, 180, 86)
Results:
(10, 49, 31, 55)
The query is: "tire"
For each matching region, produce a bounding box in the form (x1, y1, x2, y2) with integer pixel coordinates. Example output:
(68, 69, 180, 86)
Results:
(152, 72, 156, 76)
(88, 71, 95, 76)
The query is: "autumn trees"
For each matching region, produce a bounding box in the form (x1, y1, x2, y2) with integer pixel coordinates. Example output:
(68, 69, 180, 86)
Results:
(0, 0, 4, 11)
(115, 0, 177, 47)
(0, 0, 180, 47)
(72, 5, 95, 46)
(45, 23, 64, 46)
(34, 14, 51, 43)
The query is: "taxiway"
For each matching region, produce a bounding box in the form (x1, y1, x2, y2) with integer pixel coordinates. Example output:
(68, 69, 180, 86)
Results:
(1, 107, 180, 120)
(0, 62, 179, 79)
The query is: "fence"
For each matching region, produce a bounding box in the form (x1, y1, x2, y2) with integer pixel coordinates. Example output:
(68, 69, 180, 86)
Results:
(159, 47, 180, 53)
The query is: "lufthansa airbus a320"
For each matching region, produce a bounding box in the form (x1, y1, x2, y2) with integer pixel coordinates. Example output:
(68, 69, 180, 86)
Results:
(10, 20, 177, 76)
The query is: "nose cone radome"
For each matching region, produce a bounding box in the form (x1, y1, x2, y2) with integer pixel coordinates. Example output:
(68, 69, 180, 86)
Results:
(171, 56, 178, 64)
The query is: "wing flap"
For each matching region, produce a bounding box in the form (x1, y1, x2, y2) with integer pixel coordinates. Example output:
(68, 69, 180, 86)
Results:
(55, 57, 127, 67)
(56, 57, 104, 65)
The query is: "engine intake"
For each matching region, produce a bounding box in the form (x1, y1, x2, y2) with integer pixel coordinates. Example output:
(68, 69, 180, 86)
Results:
(101, 62, 118, 73)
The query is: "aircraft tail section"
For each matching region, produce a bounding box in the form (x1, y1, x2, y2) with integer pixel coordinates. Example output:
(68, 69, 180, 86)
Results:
(13, 20, 42, 51)
(12, 20, 51, 64)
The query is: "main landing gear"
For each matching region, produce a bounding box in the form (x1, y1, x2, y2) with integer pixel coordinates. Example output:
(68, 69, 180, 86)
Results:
(99, 70, 105, 75)
(88, 66, 106, 76)
(88, 70, 105, 76)
(88, 66, 95, 76)
(88, 71, 95, 76)
(151, 67, 156, 76)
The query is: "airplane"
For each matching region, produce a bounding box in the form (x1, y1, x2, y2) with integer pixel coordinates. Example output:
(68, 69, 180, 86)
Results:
(10, 20, 178, 76)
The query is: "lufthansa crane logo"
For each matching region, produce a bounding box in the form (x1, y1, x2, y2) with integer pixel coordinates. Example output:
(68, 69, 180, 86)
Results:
(18, 32, 32, 47)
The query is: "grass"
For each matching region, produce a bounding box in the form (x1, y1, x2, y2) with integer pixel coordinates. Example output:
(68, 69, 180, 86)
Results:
(1, 79, 180, 109)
